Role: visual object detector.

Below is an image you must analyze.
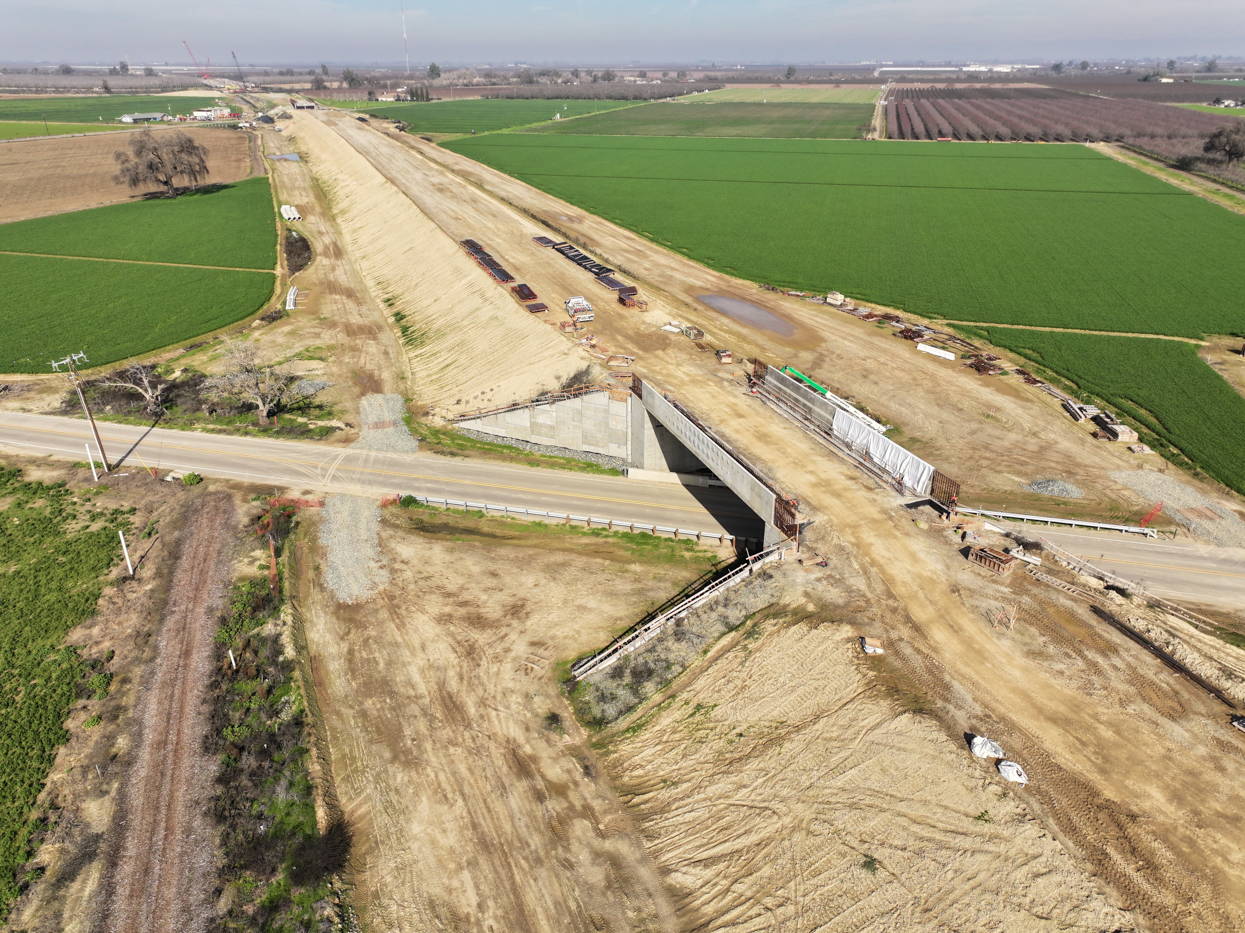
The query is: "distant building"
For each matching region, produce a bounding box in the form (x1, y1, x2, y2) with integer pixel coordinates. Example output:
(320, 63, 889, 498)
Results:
(118, 112, 169, 123)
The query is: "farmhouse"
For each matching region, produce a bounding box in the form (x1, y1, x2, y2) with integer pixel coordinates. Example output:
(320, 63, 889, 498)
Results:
(118, 112, 169, 124)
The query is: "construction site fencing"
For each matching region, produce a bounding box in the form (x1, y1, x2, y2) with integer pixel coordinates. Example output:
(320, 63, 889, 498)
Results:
(570, 542, 788, 681)
(956, 506, 1159, 537)
(395, 494, 747, 547)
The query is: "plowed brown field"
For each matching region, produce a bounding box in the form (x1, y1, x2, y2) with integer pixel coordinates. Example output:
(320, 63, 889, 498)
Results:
(0, 126, 255, 224)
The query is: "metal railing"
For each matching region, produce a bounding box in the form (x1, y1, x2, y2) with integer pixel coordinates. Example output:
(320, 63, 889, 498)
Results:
(570, 542, 787, 681)
(955, 506, 1157, 538)
(448, 383, 614, 424)
(394, 494, 744, 547)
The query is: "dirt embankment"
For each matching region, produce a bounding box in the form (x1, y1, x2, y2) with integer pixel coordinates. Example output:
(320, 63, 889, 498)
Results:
(92, 492, 237, 933)
(0, 126, 255, 225)
(291, 111, 586, 410)
(299, 512, 721, 932)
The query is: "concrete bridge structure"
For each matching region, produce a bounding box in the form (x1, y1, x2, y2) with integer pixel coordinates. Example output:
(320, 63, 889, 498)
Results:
(451, 379, 799, 545)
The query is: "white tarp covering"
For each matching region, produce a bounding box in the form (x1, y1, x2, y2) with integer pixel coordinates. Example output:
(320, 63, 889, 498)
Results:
(970, 735, 1005, 759)
(831, 409, 935, 495)
(918, 343, 956, 361)
(997, 760, 1029, 786)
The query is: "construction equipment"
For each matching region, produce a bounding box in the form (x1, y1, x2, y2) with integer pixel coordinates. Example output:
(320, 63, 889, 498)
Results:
(1139, 501, 1164, 528)
(231, 51, 246, 86)
(182, 40, 211, 80)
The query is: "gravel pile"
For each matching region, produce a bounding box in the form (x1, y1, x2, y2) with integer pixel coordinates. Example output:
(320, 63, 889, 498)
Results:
(317, 494, 388, 603)
(352, 393, 419, 453)
(1026, 479, 1084, 499)
(454, 428, 627, 472)
(1111, 470, 1245, 548)
(294, 378, 332, 398)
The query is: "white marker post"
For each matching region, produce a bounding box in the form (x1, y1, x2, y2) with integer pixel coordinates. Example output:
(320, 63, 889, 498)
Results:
(85, 444, 98, 482)
(118, 530, 134, 577)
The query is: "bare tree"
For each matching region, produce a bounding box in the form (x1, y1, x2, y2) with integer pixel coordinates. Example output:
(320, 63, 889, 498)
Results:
(1204, 123, 1245, 166)
(113, 129, 210, 198)
(204, 340, 299, 425)
(97, 361, 166, 415)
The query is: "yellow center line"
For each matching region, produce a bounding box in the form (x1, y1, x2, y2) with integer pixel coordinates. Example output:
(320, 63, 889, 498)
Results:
(4, 421, 753, 518)
(1073, 554, 1245, 579)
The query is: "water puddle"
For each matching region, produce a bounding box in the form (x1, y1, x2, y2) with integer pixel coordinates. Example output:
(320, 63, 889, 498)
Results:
(696, 295, 796, 337)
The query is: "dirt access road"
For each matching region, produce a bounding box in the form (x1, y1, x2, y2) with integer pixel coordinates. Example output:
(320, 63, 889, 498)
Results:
(311, 115, 1245, 931)
(92, 492, 236, 933)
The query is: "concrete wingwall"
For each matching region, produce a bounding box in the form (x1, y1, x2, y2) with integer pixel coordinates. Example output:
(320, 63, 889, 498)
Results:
(454, 390, 630, 460)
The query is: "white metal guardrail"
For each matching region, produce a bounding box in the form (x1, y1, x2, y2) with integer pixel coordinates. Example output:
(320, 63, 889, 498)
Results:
(570, 542, 787, 681)
(955, 506, 1157, 537)
(396, 494, 745, 546)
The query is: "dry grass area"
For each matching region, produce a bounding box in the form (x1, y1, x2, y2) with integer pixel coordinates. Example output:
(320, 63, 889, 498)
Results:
(298, 510, 730, 931)
(288, 112, 584, 410)
(1201, 336, 1245, 401)
(0, 125, 256, 224)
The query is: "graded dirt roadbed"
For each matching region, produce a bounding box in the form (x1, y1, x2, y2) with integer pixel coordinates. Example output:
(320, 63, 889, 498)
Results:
(299, 517, 685, 931)
(92, 492, 235, 933)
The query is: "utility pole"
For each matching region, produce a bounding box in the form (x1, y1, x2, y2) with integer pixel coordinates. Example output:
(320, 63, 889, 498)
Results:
(52, 352, 110, 471)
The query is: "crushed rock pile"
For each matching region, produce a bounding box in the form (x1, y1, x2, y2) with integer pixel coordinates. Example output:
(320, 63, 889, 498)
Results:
(1027, 478, 1083, 499)
(1112, 470, 1245, 548)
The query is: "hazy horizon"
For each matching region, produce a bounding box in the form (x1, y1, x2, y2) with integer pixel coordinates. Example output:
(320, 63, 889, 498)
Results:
(1, 0, 1241, 69)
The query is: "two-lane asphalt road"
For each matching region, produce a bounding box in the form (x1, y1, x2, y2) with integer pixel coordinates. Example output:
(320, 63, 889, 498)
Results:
(1016, 525, 1245, 612)
(0, 412, 765, 540)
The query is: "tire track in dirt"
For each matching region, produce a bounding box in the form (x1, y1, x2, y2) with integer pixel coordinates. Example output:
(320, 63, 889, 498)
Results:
(92, 492, 236, 933)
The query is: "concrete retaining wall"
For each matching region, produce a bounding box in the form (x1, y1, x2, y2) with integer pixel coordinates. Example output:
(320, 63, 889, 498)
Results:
(455, 391, 630, 460)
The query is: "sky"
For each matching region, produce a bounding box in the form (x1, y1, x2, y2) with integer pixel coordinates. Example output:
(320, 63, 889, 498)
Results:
(1, 0, 1240, 66)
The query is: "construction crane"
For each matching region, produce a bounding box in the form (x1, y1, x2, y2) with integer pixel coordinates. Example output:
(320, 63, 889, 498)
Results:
(182, 40, 211, 80)
(231, 51, 246, 86)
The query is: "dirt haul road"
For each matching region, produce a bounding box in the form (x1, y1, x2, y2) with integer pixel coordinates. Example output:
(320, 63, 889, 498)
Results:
(254, 123, 410, 430)
(308, 114, 1245, 932)
(92, 492, 236, 933)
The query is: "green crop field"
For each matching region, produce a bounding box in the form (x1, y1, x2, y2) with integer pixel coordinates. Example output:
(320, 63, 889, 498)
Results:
(444, 136, 1245, 338)
(342, 98, 638, 134)
(0, 468, 131, 917)
(1178, 104, 1245, 115)
(0, 95, 223, 123)
(979, 329, 1245, 494)
(527, 101, 874, 138)
(692, 87, 881, 103)
(0, 122, 130, 140)
(2, 254, 275, 373)
(0, 176, 276, 270)
(444, 134, 1245, 493)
